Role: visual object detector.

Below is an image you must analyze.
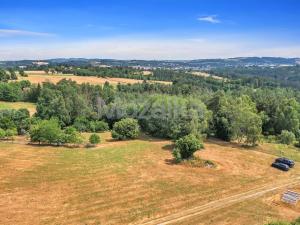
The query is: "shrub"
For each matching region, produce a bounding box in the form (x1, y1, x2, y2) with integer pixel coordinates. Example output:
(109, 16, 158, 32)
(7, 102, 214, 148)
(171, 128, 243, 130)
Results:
(89, 121, 109, 132)
(0, 128, 6, 139)
(73, 116, 90, 132)
(0, 128, 17, 140)
(89, 134, 101, 145)
(173, 134, 203, 161)
(265, 216, 300, 225)
(294, 217, 300, 223)
(30, 119, 64, 145)
(292, 218, 300, 225)
(266, 135, 277, 143)
(74, 118, 109, 133)
(19, 70, 28, 77)
(64, 126, 83, 144)
(172, 148, 182, 163)
(265, 222, 290, 225)
(112, 118, 140, 140)
(5, 128, 17, 140)
(279, 130, 295, 145)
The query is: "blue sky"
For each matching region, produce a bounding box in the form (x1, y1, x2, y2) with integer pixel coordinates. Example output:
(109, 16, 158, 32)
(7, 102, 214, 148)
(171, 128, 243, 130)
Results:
(0, 0, 300, 60)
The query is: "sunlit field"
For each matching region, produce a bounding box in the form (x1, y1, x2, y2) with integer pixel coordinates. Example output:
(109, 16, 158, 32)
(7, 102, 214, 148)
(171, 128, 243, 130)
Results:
(19, 72, 172, 86)
(0, 133, 299, 225)
(0, 101, 36, 115)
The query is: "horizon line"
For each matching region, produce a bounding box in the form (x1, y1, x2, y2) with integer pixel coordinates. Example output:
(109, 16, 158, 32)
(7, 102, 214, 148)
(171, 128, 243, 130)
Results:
(1, 56, 300, 62)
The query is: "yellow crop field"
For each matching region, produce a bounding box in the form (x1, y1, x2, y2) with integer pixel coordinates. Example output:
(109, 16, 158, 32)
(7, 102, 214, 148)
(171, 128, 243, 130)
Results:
(19, 73, 171, 86)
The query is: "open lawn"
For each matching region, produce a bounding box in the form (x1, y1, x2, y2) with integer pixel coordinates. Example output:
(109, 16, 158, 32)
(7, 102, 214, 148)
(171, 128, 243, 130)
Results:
(19, 73, 171, 86)
(0, 101, 36, 115)
(257, 143, 300, 162)
(0, 135, 299, 225)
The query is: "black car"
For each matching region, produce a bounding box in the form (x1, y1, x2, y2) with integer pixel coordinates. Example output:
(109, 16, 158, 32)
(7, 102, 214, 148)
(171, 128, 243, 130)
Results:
(275, 157, 295, 168)
(271, 162, 290, 171)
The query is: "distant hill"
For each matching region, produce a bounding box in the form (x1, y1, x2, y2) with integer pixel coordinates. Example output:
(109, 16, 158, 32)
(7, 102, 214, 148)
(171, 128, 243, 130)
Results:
(0, 57, 299, 69)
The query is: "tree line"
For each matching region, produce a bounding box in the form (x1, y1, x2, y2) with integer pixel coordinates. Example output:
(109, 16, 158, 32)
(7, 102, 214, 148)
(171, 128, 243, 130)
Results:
(210, 65, 300, 89)
(2, 67, 300, 154)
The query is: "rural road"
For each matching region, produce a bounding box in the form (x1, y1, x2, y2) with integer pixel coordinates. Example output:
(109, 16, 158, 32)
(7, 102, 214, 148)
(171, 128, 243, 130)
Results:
(139, 176, 300, 225)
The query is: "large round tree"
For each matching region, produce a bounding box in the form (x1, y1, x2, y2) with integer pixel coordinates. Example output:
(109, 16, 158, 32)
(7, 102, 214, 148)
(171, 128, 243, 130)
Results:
(112, 118, 140, 140)
(173, 134, 203, 162)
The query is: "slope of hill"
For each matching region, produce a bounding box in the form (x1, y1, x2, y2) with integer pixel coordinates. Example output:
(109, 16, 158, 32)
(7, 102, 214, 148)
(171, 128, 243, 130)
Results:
(1, 57, 299, 69)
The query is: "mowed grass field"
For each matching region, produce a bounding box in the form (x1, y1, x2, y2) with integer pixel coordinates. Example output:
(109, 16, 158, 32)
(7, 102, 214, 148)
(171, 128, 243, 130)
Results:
(0, 101, 36, 115)
(0, 133, 299, 225)
(19, 71, 171, 86)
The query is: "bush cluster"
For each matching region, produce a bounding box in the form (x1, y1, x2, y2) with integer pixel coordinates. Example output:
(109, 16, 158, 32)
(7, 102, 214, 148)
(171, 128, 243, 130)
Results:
(112, 118, 140, 140)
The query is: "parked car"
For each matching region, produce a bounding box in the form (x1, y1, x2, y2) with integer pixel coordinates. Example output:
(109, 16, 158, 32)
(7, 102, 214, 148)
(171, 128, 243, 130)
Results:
(271, 162, 290, 171)
(275, 157, 295, 168)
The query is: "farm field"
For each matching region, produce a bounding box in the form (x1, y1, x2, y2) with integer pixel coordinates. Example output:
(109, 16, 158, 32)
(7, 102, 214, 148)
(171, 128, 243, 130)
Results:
(0, 101, 36, 115)
(19, 72, 171, 85)
(0, 134, 299, 225)
(190, 71, 225, 80)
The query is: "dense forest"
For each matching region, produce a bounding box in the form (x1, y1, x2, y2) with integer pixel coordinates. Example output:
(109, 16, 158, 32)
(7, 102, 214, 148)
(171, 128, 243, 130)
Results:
(210, 65, 300, 89)
(2, 65, 300, 150)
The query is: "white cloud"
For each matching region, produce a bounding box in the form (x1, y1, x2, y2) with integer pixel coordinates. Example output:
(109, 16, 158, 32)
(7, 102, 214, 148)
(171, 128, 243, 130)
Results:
(0, 29, 53, 37)
(198, 15, 220, 24)
(0, 37, 299, 60)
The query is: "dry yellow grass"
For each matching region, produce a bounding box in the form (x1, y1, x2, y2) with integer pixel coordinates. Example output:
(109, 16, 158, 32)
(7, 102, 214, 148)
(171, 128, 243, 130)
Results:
(19, 73, 171, 86)
(0, 136, 299, 225)
(191, 71, 225, 80)
(142, 71, 153, 76)
(24, 70, 47, 75)
(175, 185, 300, 225)
(0, 101, 36, 115)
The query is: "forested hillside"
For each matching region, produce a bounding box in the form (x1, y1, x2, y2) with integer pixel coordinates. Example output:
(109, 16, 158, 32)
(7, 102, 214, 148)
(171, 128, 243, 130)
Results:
(1, 57, 299, 68)
(210, 65, 300, 88)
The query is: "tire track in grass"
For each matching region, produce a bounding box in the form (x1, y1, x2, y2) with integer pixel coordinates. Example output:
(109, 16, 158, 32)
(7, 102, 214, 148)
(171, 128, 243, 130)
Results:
(139, 177, 300, 225)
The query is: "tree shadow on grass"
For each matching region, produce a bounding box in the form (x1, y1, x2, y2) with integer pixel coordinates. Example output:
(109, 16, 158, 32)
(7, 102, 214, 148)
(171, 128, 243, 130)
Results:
(139, 133, 173, 143)
(106, 138, 121, 143)
(162, 144, 175, 152)
(26, 142, 81, 149)
(105, 133, 161, 143)
(206, 138, 255, 150)
(163, 144, 177, 165)
(165, 158, 177, 165)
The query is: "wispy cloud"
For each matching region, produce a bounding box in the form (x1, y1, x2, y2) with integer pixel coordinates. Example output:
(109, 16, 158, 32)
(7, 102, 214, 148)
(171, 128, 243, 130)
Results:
(198, 15, 221, 24)
(0, 29, 54, 37)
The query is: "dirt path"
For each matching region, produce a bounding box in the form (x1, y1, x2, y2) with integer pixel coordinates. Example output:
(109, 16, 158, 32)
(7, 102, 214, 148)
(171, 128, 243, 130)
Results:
(139, 176, 300, 225)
